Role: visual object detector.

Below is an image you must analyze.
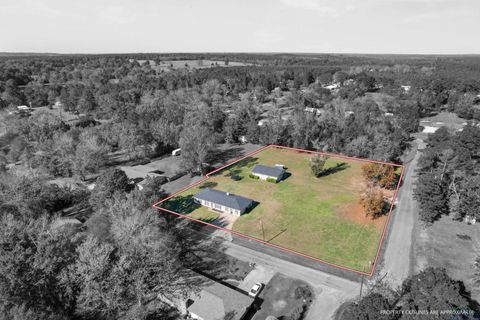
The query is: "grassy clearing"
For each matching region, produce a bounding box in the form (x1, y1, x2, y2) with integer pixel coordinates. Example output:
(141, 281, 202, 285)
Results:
(163, 147, 396, 272)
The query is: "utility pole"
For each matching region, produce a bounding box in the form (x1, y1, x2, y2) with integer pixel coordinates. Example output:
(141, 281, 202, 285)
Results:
(260, 219, 265, 241)
(359, 265, 367, 298)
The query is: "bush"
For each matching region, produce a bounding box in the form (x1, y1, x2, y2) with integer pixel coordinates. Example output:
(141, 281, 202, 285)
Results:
(281, 304, 307, 320)
(266, 177, 277, 183)
(294, 286, 313, 300)
(249, 173, 259, 179)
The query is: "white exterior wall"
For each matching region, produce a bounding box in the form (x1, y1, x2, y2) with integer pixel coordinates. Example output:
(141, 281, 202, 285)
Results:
(189, 312, 203, 320)
(253, 173, 278, 181)
(199, 199, 241, 216)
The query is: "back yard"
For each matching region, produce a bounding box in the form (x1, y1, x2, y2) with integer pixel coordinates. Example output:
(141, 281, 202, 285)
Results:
(161, 146, 400, 273)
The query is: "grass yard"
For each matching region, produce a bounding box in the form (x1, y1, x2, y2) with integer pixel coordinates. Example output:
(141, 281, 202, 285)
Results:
(161, 146, 399, 272)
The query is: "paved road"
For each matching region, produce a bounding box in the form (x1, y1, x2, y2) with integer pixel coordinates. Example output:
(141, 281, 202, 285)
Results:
(224, 242, 360, 320)
(379, 138, 424, 288)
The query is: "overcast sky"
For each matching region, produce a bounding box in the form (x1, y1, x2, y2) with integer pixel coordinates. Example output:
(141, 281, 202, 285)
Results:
(1, 0, 479, 54)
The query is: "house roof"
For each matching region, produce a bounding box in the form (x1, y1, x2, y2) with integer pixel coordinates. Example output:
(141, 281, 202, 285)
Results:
(119, 166, 162, 180)
(187, 282, 253, 320)
(194, 188, 253, 211)
(252, 164, 285, 179)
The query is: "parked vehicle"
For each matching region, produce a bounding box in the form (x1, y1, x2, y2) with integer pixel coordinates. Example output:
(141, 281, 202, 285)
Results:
(171, 148, 181, 156)
(248, 283, 264, 298)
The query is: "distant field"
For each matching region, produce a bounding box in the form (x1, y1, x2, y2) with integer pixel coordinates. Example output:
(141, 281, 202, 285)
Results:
(133, 59, 251, 71)
(161, 146, 400, 273)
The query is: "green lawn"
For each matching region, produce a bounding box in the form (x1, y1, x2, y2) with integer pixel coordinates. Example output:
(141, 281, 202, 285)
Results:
(162, 147, 397, 272)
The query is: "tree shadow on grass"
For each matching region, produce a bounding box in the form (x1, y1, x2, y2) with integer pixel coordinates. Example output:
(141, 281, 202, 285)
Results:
(162, 194, 200, 214)
(198, 181, 218, 189)
(229, 157, 259, 171)
(319, 162, 349, 177)
(225, 168, 243, 181)
(207, 147, 245, 164)
(266, 228, 287, 243)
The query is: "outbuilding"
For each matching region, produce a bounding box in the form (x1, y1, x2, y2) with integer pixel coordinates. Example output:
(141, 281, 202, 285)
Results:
(251, 164, 285, 182)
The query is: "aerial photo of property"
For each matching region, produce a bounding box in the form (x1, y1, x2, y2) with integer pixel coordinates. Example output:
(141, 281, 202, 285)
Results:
(2, 1, 480, 320)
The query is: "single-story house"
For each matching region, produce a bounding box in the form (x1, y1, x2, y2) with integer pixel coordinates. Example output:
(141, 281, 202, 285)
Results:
(120, 165, 167, 190)
(187, 282, 254, 320)
(193, 188, 254, 216)
(251, 164, 285, 182)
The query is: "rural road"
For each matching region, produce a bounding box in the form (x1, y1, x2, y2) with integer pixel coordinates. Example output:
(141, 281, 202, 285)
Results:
(379, 138, 424, 288)
(224, 242, 360, 320)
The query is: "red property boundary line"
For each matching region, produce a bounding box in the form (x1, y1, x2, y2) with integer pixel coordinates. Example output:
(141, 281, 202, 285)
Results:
(152, 144, 405, 277)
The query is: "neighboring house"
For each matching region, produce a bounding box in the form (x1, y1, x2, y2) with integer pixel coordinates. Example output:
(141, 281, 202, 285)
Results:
(193, 188, 254, 216)
(323, 83, 340, 91)
(120, 165, 167, 190)
(17, 105, 32, 111)
(251, 164, 285, 182)
(422, 126, 440, 134)
(187, 282, 254, 320)
(401, 85, 411, 93)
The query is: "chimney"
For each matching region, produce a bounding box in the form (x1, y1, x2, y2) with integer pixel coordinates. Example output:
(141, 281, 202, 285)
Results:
(226, 192, 230, 196)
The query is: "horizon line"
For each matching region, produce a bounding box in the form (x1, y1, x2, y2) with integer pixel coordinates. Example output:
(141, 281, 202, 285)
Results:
(1, 51, 480, 57)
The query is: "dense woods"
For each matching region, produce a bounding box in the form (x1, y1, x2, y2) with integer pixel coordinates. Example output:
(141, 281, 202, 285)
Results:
(1, 53, 480, 319)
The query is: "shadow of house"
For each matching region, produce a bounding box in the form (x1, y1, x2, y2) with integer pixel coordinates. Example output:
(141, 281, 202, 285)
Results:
(279, 172, 291, 182)
(243, 201, 259, 215)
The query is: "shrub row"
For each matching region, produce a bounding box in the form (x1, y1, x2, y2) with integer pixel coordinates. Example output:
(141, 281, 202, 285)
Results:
(249, 173, 260, 179)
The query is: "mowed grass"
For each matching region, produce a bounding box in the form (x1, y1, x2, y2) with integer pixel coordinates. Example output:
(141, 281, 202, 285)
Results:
(162, 147, 394, 272)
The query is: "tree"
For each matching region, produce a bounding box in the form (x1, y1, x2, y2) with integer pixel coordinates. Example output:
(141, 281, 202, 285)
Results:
(361, 187, 385, 218)
(75, 197, 194, 320)
(400, 268, 473, 317)
(414, 171, 449, 223)
(73, 129, 110, 178)
(179, 124, 214, 174)
(333, 71, 348, 84)
(458, 176, 480, 220)
(340, 268, 475, 320)
(77, 87, 97, 113)
(131, 176, 168, 210)
(1, 79, 24, 107)
(339, 293, 393, 320)
(89, 169, 130, 208)
(362, 163, 398, 189)
(309, 155, 329, 177)
(0, 215, 79, 318)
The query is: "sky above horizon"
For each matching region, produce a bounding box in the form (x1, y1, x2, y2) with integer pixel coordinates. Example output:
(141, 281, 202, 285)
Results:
(1, 0, 479, 54)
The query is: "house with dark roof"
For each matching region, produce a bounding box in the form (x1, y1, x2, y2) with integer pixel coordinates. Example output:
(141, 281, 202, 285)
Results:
(186, 282, 254, 320)
(251, 164, 285, 182)
(193, 188, 254, 216)
(120, 165, 167, 190)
